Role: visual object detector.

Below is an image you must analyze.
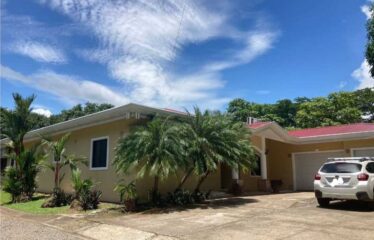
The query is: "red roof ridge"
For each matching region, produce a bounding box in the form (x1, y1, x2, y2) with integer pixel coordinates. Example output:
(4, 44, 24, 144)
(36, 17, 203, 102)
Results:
(288, 122, 373, 132)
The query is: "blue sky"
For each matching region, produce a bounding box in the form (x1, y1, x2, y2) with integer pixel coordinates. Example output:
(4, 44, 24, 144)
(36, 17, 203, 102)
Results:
(1, 0, 373, 116)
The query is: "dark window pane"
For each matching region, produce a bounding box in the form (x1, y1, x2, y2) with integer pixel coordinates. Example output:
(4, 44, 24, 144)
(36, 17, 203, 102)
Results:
(320, 163, 362, 173)
(366, 163, 374, 173)
(92, 139, 108, 168)
(251, 154, 262, 176)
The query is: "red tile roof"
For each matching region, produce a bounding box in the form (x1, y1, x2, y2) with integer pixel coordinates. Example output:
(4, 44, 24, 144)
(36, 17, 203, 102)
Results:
(288, 123, 374, 138)
(247, 121, 273, 129)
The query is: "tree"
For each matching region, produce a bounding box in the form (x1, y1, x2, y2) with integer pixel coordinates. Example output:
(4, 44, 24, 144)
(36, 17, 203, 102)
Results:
(0, 93, 36, 159)
(366, 2, 374, 77)
(113, 117, 185, 201)
(42, 133, 87, 190)
(179, 108, 254, 192)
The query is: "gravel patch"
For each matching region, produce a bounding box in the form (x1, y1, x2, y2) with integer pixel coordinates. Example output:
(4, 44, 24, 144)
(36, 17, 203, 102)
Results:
(0, 213, 86, 240)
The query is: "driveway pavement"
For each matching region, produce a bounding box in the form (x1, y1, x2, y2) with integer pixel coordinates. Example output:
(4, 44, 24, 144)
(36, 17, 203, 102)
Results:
(1, 192, 373, 240)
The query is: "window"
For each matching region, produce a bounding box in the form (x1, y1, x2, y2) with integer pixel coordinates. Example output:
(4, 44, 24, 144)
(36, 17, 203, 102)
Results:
(251, 154, 262, 176)
(320, 163, 362, 173)
(366, 163, 374, 173)
(91, 137, 109, 170)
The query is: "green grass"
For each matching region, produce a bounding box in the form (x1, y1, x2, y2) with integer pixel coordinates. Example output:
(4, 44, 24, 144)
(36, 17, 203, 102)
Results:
(0, 190, 69, 215)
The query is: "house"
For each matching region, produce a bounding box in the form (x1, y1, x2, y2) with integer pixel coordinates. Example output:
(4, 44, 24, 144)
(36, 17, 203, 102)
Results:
(1, 103, 373, 202)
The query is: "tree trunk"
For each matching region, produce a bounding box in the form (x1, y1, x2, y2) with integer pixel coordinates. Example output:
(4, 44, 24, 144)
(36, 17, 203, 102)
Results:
(54, 161, 60, 189)
(176, 168, 194, 191)
(152, 176, 159, 203)
(194, 171, 210, 193)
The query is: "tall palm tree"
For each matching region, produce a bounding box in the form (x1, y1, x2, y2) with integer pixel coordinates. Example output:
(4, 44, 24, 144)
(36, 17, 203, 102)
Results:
(42, 133, 87, 190)
(113, 117, 186, 201)
(178, 107, 254, 192)
(1, 93, 36, 163)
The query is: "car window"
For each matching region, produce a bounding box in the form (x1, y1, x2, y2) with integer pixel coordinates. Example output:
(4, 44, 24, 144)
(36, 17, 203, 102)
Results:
(320, 163, 362, 173)
(366, 162, 374, 173)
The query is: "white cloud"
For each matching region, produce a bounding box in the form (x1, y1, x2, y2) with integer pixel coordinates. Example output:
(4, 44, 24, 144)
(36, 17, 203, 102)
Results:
(32, 108, 52, 117)
(352, 60, 374, 89)
(361, 5, 372, 19)
(36, 0, 278, 110)
(1, 65, 129, 106)
(10, 41, 67, 63)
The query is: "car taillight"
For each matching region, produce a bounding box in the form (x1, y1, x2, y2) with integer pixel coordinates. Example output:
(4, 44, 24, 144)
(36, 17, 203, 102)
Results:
(314, 174, 321, 180)
(357, 173, 369, 181)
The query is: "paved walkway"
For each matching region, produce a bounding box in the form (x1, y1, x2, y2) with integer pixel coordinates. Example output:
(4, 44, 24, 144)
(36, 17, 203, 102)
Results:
(1, 192, 374, 240)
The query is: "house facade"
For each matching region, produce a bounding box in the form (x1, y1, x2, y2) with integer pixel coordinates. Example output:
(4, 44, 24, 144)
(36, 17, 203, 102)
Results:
(1, 103, 373, 202)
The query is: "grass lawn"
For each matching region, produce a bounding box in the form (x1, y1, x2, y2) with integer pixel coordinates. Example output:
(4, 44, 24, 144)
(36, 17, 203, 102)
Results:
(1, 190, 121, 215)
(0, 190, 69, 214)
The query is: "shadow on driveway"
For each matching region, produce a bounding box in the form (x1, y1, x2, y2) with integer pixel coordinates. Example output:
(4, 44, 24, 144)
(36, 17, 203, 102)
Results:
(320, 200, 374, 212)
(140, 197, 259, 214)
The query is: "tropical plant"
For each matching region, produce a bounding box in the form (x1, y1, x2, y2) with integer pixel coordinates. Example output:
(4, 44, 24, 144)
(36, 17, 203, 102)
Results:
(71, 168, 93, 199)
(0, 93, 35, 161)
(113, 117, 186, 203)
(114, 180, 137, 211)
(166, 189, 195, 206)
(3, 144, 46, 202)
(42, 133, 86, 191)
(178, 108, 254, 192)
(2, 167, 23, 202)
(70, 168, 101, 210)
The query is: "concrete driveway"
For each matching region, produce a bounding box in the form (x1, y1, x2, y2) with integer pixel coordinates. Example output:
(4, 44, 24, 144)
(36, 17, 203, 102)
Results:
(1, 192, 373, 240)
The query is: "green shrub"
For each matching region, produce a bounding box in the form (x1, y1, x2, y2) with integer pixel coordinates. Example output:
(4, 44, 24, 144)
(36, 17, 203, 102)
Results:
(192, 190, 211, 203)
(70, 168, 101, 210)
(79, 189, 102, 210)
(114, 180, 137, 211)
(166, 189, 195, 206)
(2, 167, 23, 203)
(42, 188, 73, 208)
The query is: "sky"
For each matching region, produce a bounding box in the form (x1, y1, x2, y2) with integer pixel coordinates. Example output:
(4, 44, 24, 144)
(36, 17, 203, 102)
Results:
(1, 0, 374, 117)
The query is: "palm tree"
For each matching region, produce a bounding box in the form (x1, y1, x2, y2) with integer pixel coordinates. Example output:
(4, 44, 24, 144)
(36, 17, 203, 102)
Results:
(113, 117, 186, 201)
(42, 133, 87, 190)
(178, 107, 254, 192)
(1, 93, 36, 163)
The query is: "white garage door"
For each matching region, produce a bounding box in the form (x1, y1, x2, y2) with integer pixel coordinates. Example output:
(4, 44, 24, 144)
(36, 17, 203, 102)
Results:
(352, 148, 374, 157)
(294, 151, 346, 191)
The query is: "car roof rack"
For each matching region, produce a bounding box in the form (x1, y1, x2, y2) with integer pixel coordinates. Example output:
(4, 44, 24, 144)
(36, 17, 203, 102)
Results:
(327, 157, 374, 162)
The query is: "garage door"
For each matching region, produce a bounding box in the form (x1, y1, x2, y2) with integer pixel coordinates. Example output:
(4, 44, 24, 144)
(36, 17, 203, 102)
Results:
(294, 151, 346, 191)
(352, 148, 374, 157)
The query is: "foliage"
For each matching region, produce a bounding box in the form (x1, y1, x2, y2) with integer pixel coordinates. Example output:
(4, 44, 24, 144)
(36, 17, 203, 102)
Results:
(166, 189, 195, 206)
(79, 189, 102, 211)
(70, 168, 101, 210)
(114, 180, 137, 203)
(1, 102, 114, 138)
(3, 144, 46, 202)
(2, 167, 23, 203)
(113, 116, 186, 203)
(366, 2, 374, 77)
(42, 188, 73, 208)
(180, 108, 254, 192)
(41, 133, 87, 192)
(228, 88, 374, 129)
(0, 93, 36, 155)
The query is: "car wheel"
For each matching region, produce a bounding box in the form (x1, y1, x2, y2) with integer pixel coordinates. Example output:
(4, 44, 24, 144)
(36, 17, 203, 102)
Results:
(317, 198, 330, 207)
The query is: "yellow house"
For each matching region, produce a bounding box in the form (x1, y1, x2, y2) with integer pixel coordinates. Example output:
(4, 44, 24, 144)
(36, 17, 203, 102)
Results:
(1, 103, 373, 202)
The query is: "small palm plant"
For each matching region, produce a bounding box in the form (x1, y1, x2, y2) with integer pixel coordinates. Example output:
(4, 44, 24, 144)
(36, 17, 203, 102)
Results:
(113, 116, 186, 204)
(114, 180, 137, 211)
(42, 133, 87, 188)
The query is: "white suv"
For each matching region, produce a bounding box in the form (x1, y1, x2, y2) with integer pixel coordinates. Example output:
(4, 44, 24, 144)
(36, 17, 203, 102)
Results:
(314, 157, 374, 207)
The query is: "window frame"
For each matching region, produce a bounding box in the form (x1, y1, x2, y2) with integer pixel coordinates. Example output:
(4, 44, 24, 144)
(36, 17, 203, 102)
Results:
(366, 162, 374, 174)
(90, 136, 109, 171)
